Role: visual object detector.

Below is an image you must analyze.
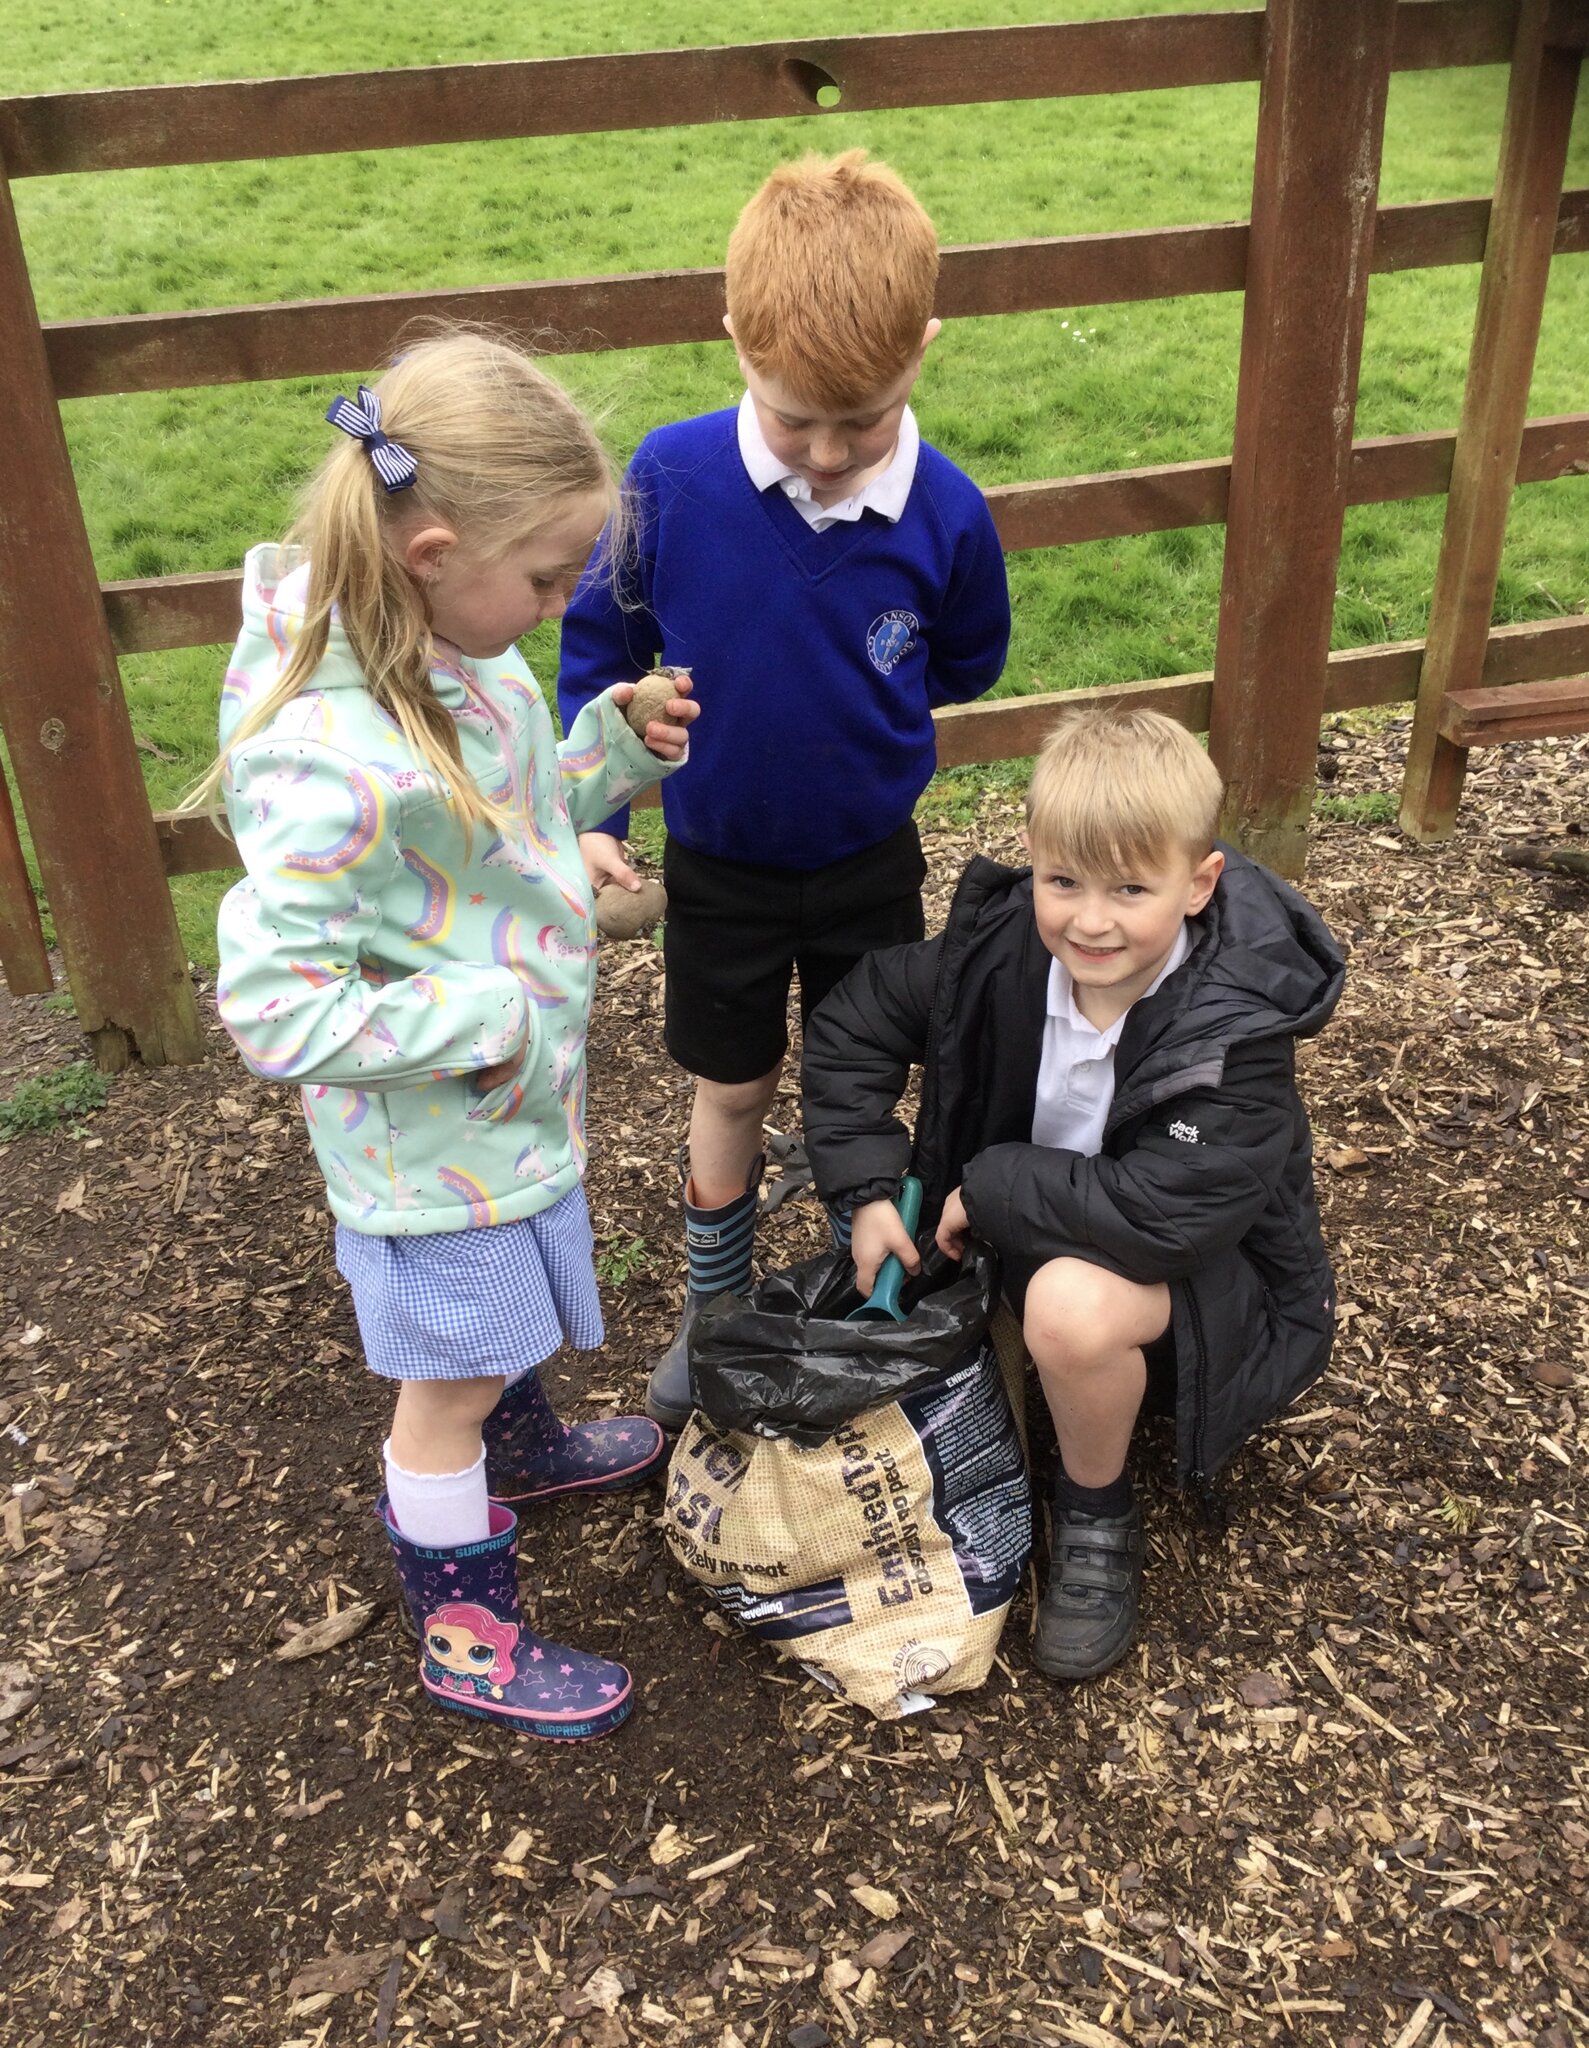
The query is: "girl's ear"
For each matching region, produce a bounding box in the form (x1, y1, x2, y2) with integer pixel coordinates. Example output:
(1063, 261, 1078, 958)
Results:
(402, 524, 457, 585)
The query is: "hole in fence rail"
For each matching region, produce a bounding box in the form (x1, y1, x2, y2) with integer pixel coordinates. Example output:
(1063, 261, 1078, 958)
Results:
(780, 58, 843, 110)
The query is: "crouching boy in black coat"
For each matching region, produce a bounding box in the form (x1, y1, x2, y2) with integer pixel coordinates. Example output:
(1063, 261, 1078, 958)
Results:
(802, 708, 1345, 1682)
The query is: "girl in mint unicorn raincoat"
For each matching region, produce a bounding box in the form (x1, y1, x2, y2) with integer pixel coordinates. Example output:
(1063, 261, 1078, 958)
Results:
(194, 332, 696, 1741)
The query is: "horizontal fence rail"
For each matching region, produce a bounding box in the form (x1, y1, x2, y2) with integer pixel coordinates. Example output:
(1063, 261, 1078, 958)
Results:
(40, 190, 1589, 400)
(932, 610, 1589, 764)
(0, 4, 1533, 180)
(101, 411, 1589, 656)
(151, 610, 1589, 877)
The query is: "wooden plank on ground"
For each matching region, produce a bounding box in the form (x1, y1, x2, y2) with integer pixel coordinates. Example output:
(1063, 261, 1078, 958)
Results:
(1438, 674, 1589, 744)
(1208, 0, 1399, 878)
(0, 163, 201, 1067)
(1400, 0, 1584, 838)
(40, 191, 1589, 400)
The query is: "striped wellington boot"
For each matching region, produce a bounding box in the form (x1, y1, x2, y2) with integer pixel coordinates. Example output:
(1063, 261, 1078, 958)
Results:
(643, 1157, 761, 1431)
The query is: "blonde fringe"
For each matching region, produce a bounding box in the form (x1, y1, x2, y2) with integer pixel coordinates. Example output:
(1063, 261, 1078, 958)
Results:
(1025, 707, 1224, 872)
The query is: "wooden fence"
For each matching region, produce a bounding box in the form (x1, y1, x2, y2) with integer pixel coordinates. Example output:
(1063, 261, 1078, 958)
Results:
(0, 0, 1584, 1065)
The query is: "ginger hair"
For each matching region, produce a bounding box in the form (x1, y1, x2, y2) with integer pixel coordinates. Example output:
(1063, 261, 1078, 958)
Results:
(184, 328, 620, 837)
(725, 150, 939, 409)
(1025, 707, 1224, 874)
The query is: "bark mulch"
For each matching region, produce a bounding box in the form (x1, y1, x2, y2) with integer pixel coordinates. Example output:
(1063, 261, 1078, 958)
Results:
(0, 718, 1585, 2048)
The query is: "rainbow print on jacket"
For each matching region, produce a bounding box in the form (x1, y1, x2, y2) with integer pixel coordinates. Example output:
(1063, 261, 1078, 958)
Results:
(215, 543, 680, 1238)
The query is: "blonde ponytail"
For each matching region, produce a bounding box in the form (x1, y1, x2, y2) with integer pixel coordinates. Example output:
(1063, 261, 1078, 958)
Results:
(183, 328, 622, 836)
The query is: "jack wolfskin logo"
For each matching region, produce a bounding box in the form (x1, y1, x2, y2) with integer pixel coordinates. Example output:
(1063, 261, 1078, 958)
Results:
(1168, 1119, 1200, 1144)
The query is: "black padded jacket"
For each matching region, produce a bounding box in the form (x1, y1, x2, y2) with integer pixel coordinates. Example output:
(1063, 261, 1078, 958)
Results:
(801, 847, 1346, 1488)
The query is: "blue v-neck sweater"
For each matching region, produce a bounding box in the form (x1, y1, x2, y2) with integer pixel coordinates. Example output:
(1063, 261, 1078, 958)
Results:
(558, 408, 1010, 870)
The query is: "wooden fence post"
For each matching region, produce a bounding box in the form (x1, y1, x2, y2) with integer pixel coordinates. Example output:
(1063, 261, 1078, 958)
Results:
(1207, 0, 1398, 879)
(0, 764, 53, 995)
(1398, 0, 1584, 842)
(0, 158, 202, 1068)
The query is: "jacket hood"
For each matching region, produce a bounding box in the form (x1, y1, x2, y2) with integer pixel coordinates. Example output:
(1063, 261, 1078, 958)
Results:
(1165, 843, 1343, 1042)
(236, 543, 409, 697)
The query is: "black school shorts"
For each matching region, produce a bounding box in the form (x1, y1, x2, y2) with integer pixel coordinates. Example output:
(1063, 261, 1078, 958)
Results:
(662, 821, 927, 1084)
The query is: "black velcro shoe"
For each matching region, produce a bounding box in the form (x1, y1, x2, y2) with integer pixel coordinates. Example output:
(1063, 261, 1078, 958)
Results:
(1033, 1499, 1143, 1682)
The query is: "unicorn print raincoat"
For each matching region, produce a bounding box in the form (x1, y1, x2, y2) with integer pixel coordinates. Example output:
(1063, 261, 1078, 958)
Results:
(216, 544, 677, 1235)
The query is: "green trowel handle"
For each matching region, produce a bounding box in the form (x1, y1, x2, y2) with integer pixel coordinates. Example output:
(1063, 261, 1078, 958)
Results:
(849, 1174, 923, 1323)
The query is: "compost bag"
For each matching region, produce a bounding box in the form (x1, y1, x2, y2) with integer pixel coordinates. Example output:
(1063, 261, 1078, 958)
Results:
(661, 1243, 1032, 1719)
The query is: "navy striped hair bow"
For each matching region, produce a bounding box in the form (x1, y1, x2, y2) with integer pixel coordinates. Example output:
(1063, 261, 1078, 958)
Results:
(324, 386, 417, 494)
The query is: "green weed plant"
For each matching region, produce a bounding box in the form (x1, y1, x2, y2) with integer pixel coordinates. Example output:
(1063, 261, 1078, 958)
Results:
(595, 1233, 651, 1287)
(1312, 791, 1399, 826)
(7, 0, 1588, 963)
(0, 1063, 110, 1140)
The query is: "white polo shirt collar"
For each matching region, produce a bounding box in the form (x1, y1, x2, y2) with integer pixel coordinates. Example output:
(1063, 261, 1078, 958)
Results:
(1031, 921, 1193, 1157)
(736, 391, 919, 531)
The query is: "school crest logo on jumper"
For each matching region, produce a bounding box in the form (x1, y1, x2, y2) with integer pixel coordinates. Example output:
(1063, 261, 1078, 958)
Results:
(867, 610, 919, 675)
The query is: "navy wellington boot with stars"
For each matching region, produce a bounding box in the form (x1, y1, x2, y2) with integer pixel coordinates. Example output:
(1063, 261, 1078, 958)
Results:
(378, 1496, 632, 1740)
(482, 1369, 665, 1506)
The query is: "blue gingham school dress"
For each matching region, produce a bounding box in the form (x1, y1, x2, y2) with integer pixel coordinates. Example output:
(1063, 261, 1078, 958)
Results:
(335, 1183, 605, 1381)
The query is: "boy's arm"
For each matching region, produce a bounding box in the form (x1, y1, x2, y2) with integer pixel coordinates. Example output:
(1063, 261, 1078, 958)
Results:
(960, 1036, 1300, 1279)
(557, 446, 664, 846)
(924, 495, 1011, 707)
(801, 935, 943, 1205)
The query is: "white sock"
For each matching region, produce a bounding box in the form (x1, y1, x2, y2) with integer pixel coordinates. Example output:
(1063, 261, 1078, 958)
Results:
(383, 1440, 490, 1548)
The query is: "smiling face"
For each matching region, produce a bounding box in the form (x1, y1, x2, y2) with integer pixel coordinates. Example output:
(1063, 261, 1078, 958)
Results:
(1029, 838, 1223, 1029)
(409, 487, 611, 659)
(735, 329, 935, 508)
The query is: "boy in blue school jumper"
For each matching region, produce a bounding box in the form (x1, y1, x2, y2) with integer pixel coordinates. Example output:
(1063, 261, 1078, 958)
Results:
(559, 150, 1011, 1426)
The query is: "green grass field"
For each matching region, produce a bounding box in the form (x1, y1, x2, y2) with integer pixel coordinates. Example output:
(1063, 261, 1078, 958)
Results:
(6, 0, 1588, 962)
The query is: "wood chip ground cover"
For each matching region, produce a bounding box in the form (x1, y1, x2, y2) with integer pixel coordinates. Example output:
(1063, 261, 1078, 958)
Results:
(0, 720, 1585, 2048)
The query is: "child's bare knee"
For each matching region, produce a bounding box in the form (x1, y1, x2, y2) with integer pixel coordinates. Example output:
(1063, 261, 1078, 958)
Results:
(696, 1067, 781, 1122)
(399, 1375, 504, 1432)
(1024, 1259, 1151, 1366)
